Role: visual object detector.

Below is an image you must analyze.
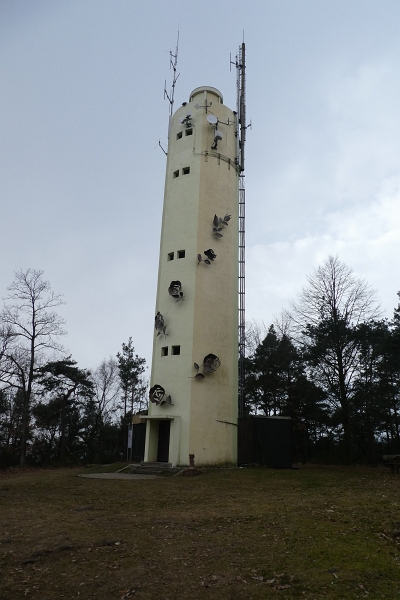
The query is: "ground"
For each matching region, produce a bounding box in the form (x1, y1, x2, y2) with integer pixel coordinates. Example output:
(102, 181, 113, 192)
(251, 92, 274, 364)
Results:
(0, 463, 399, 599)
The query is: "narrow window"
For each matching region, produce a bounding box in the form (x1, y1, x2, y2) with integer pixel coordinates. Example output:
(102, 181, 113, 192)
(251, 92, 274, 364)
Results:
(167, 252, 174, 261)
(176, 131, 183, 140)
(172, 345, 181, 356)
(185, 128, 193, 136)
(177, 250, 185, 259)
(182, 167, 190, 175)
(161, 347, 168, 357)
(173, 170, 179, 178)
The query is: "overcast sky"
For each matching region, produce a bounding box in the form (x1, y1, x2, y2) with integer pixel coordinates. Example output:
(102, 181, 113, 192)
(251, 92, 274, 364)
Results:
(1, 0, 400, 371)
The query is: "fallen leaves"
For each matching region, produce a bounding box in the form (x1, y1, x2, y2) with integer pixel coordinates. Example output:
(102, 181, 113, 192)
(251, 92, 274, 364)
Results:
(120, 589, 135, 599)
(262, 573, 294, 590)
(2, 465, 400, 600)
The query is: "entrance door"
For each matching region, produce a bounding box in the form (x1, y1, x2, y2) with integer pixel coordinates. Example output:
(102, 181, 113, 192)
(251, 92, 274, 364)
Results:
(157, 420, 170, 462)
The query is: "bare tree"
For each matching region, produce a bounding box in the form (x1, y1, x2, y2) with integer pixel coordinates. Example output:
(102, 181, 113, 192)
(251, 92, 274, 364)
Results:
(273, 309, 296, 339)
(246, 312, 295, 358)
(92, 358, 120, 423)
(292, 256, 380, 462)
(245, 319, 269, 356)
(293, 256, 379, 330)
(0, 269, 66, 466)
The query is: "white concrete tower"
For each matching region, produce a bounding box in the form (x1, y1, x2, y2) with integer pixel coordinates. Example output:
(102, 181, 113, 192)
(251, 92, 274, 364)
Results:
(143, 86, 239, 467)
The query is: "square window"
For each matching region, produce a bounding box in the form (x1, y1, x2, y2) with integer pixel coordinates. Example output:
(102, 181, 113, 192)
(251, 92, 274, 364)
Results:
(176, 131, 183, 140)
(173, 170, 179, 178)
(177, 250, 185, 259)
(185, 128, 193, 136)
(161, 347, 168, 356)
(172, 345, 180, 355)
(182, 167, 190, 175)
(167, 252, 174, 261)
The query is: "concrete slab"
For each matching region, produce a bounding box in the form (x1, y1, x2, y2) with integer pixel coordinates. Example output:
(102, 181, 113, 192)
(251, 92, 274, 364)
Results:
(78, 473, 158, 480)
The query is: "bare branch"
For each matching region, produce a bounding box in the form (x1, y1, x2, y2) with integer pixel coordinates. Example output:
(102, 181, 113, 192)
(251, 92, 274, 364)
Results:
(0, 269, 66, 466)
(291, 255, 380, 335)
(290, 255, 381, 463)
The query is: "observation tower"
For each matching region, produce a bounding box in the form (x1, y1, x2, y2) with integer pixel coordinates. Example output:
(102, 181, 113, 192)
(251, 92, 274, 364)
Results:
(142, 46, 246, 467)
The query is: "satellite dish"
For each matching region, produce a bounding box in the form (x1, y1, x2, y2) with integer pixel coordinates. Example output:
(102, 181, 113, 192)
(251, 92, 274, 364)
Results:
(207, 114, 218, 125)
(214, 130, 223, 140)
(194, 104, 200, 110)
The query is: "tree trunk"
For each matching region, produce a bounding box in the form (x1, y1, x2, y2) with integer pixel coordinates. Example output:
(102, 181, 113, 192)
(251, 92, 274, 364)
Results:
(59, 397, 67, 464)
(59, 389, 75, 464)
(19, 393, 29, 467)
(337, 350, 353, 464)
(20, 326, 36, 467)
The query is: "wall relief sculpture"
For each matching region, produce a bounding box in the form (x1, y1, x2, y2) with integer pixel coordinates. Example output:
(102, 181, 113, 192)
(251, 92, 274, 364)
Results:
(212, 214, 231, 237)
(149, 384, 173, 406)
(197, 249, 216, 266)
(155, 311, 167, 336)
(192, 354, 221, 379)
(168, 280, 184, 301)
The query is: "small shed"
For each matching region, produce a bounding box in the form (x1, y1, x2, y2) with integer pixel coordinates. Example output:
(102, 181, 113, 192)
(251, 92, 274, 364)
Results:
(238, 416, 292, 468)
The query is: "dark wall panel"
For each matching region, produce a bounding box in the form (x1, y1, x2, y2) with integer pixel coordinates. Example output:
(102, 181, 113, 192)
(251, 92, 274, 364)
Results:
(238, 417, 292, 468)
(132, 423, 146, 463)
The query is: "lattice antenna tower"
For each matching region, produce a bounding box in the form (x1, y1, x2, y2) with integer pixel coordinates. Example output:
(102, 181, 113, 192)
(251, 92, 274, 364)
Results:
(232, 42, 247, 418)
(164, 32, 180, 138)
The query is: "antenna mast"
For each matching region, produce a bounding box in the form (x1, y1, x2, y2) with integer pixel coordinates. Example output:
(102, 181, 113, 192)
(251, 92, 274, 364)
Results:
(234, 42, 246, 418)
(164, 32, 180, 137)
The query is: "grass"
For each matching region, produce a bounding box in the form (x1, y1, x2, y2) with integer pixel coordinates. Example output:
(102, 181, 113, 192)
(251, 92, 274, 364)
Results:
(0, 464, 399, 599)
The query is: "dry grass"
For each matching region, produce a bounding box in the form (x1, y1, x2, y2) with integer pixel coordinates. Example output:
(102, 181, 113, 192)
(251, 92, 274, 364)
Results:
(1, 464, 399, 599)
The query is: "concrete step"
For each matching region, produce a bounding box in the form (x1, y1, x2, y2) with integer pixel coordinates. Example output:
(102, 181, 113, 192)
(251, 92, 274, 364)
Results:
(141, 461, 172, 469)
(130, 468, 165, 475)
(127, 462, 175, 476)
